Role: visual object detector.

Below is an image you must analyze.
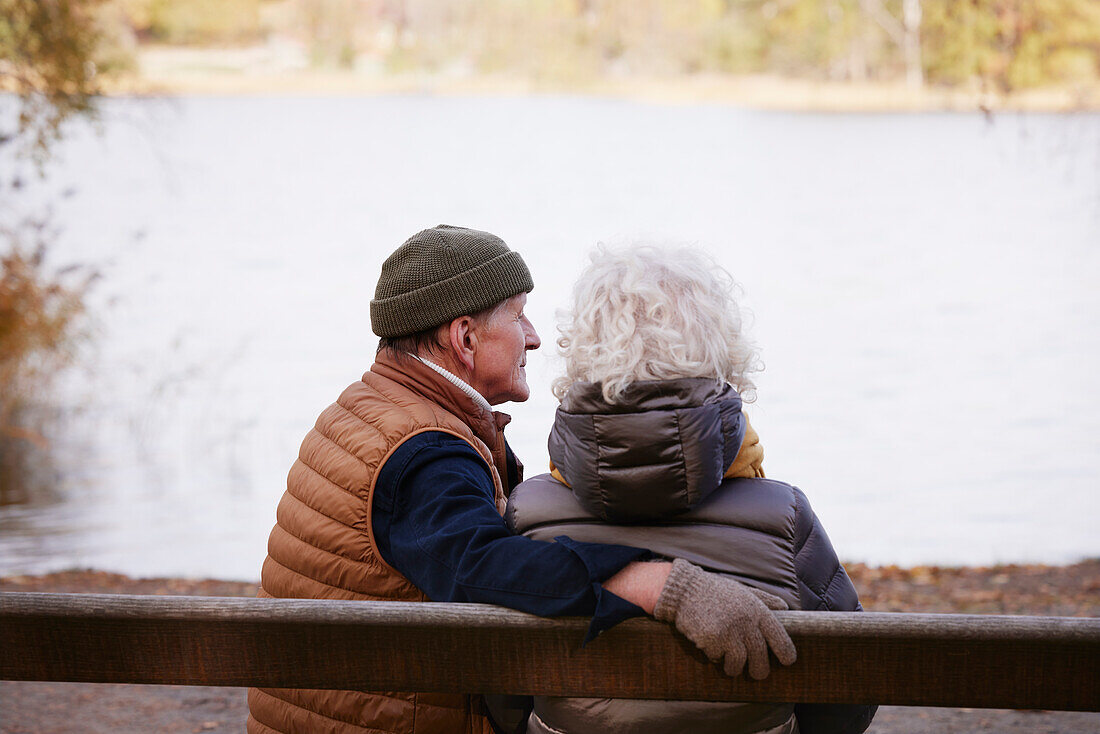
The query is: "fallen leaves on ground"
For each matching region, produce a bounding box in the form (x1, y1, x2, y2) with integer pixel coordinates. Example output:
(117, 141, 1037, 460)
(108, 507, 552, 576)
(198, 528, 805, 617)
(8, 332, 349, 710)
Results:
(844, 559, 1100, 616)
(2, 560, 1097, 617)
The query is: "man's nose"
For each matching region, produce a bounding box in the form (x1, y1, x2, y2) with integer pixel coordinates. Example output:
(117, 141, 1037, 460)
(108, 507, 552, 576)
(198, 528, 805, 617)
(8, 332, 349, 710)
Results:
(523, 317, 541, 350)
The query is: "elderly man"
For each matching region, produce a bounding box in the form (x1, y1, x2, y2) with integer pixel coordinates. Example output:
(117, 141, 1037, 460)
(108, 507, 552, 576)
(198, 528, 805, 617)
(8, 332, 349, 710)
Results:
(246, 225, 795, 734)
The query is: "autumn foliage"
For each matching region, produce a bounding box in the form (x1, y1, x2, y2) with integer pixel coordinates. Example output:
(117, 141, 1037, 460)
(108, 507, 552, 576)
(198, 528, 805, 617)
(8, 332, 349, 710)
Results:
(0, 238, 94, 492)
(0, 0, 107, 495)
(0, 0, 109, 163)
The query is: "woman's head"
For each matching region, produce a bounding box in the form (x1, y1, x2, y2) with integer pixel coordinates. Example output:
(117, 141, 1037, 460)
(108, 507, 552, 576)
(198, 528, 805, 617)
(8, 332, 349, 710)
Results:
(553, 243, 760, 404)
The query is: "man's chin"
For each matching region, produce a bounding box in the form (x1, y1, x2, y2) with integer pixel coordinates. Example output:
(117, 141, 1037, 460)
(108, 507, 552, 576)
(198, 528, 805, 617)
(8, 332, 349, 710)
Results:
(487, 389, 529, 406)
(515, 381, 531, 402)
(502, 386, 531, 404)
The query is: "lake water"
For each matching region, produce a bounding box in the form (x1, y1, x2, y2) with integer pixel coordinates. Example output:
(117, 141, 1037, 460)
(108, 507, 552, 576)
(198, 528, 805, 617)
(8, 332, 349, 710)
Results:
(1, 95, 1098, 580)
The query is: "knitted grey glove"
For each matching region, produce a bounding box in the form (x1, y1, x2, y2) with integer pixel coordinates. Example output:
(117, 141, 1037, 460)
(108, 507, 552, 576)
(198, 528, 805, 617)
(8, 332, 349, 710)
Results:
(654, 558, 797, 680)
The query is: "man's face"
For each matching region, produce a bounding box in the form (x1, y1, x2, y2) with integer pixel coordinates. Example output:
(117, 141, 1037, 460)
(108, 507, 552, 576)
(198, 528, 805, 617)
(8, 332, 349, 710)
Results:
(470, 293, 541, 405)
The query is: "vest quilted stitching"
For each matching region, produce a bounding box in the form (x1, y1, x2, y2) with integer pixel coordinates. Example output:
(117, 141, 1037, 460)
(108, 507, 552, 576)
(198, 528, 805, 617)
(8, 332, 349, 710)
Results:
(247, 354, 505, 734)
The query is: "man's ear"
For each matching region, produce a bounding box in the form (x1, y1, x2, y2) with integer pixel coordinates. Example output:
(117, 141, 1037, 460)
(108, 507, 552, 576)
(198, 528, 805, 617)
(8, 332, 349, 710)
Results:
(447, 316, 478, 373)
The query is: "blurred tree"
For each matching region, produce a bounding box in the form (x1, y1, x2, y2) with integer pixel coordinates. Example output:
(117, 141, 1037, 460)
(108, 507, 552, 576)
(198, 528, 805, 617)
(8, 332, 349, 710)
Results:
(0, 0, 108, 496)
(119, 0, 263, 46)
(920, 0, 1100, 90)
(0, 0, 108, 164)
(198, 0, 1095, 92)
(860, 0, 923, 86)
(757, 0, 883, 80)
(298, 0, 361, 69)
(0, 234, 93, 449)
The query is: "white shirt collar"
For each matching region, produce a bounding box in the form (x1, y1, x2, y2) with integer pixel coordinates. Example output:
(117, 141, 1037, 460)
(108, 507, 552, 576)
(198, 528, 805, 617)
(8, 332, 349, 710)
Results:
(410, 354, 493, 414)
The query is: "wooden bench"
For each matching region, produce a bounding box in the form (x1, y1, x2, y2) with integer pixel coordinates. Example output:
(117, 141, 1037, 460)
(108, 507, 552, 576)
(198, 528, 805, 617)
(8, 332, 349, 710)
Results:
(2, 592, 1098, 711)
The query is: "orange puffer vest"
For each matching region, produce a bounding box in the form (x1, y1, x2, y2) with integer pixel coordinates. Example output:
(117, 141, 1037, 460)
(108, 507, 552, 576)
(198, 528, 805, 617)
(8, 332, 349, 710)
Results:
(246, 352, 510, 734)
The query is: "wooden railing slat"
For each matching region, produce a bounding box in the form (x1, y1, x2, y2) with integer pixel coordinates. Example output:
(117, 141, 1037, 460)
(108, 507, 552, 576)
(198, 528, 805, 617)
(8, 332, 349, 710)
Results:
(3, 592, 1098, 711)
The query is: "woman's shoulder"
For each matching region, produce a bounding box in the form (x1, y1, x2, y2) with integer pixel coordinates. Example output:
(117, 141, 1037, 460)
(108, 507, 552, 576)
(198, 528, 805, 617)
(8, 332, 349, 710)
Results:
(505, 473, 588, 535)
(507, 473, 814, 532)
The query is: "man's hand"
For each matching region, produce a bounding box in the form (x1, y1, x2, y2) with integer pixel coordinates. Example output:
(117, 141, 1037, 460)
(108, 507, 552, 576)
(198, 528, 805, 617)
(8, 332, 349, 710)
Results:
(654, 558, 797, 680)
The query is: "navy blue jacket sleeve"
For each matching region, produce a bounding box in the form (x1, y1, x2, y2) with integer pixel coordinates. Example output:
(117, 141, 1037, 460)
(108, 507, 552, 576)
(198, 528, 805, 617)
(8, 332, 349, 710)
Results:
(792, 487, 877, 734)
(372, 431, 648, 637)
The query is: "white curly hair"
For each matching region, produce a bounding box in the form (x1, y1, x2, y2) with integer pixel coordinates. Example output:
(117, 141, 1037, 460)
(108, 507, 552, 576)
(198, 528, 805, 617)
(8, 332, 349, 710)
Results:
(552, 243, 761, 404)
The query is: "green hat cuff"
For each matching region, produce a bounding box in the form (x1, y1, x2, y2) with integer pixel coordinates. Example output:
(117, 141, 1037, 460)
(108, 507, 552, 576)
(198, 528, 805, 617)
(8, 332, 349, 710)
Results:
(371, 250, 533, 338)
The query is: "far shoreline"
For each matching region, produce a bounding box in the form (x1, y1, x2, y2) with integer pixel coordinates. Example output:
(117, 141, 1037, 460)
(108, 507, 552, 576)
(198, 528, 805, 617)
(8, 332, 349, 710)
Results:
(94, 46, 1100, 114)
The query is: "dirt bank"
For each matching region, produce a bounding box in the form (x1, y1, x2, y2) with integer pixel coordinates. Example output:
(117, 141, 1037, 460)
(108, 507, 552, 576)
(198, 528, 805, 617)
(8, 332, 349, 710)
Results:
(2, 560, 1098, 733)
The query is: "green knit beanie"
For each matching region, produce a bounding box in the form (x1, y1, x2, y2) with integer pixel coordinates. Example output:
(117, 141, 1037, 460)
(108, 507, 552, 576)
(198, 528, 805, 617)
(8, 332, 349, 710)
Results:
(371, 225, 534, 338)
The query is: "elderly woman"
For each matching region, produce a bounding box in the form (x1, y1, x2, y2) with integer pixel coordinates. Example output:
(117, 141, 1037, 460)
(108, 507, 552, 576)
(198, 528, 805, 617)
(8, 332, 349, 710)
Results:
(506, 245, 875, 734)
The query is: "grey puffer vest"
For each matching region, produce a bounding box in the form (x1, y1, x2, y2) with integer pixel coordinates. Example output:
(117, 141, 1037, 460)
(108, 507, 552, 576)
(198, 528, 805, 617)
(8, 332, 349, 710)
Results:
(506, 379, 875, 734)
